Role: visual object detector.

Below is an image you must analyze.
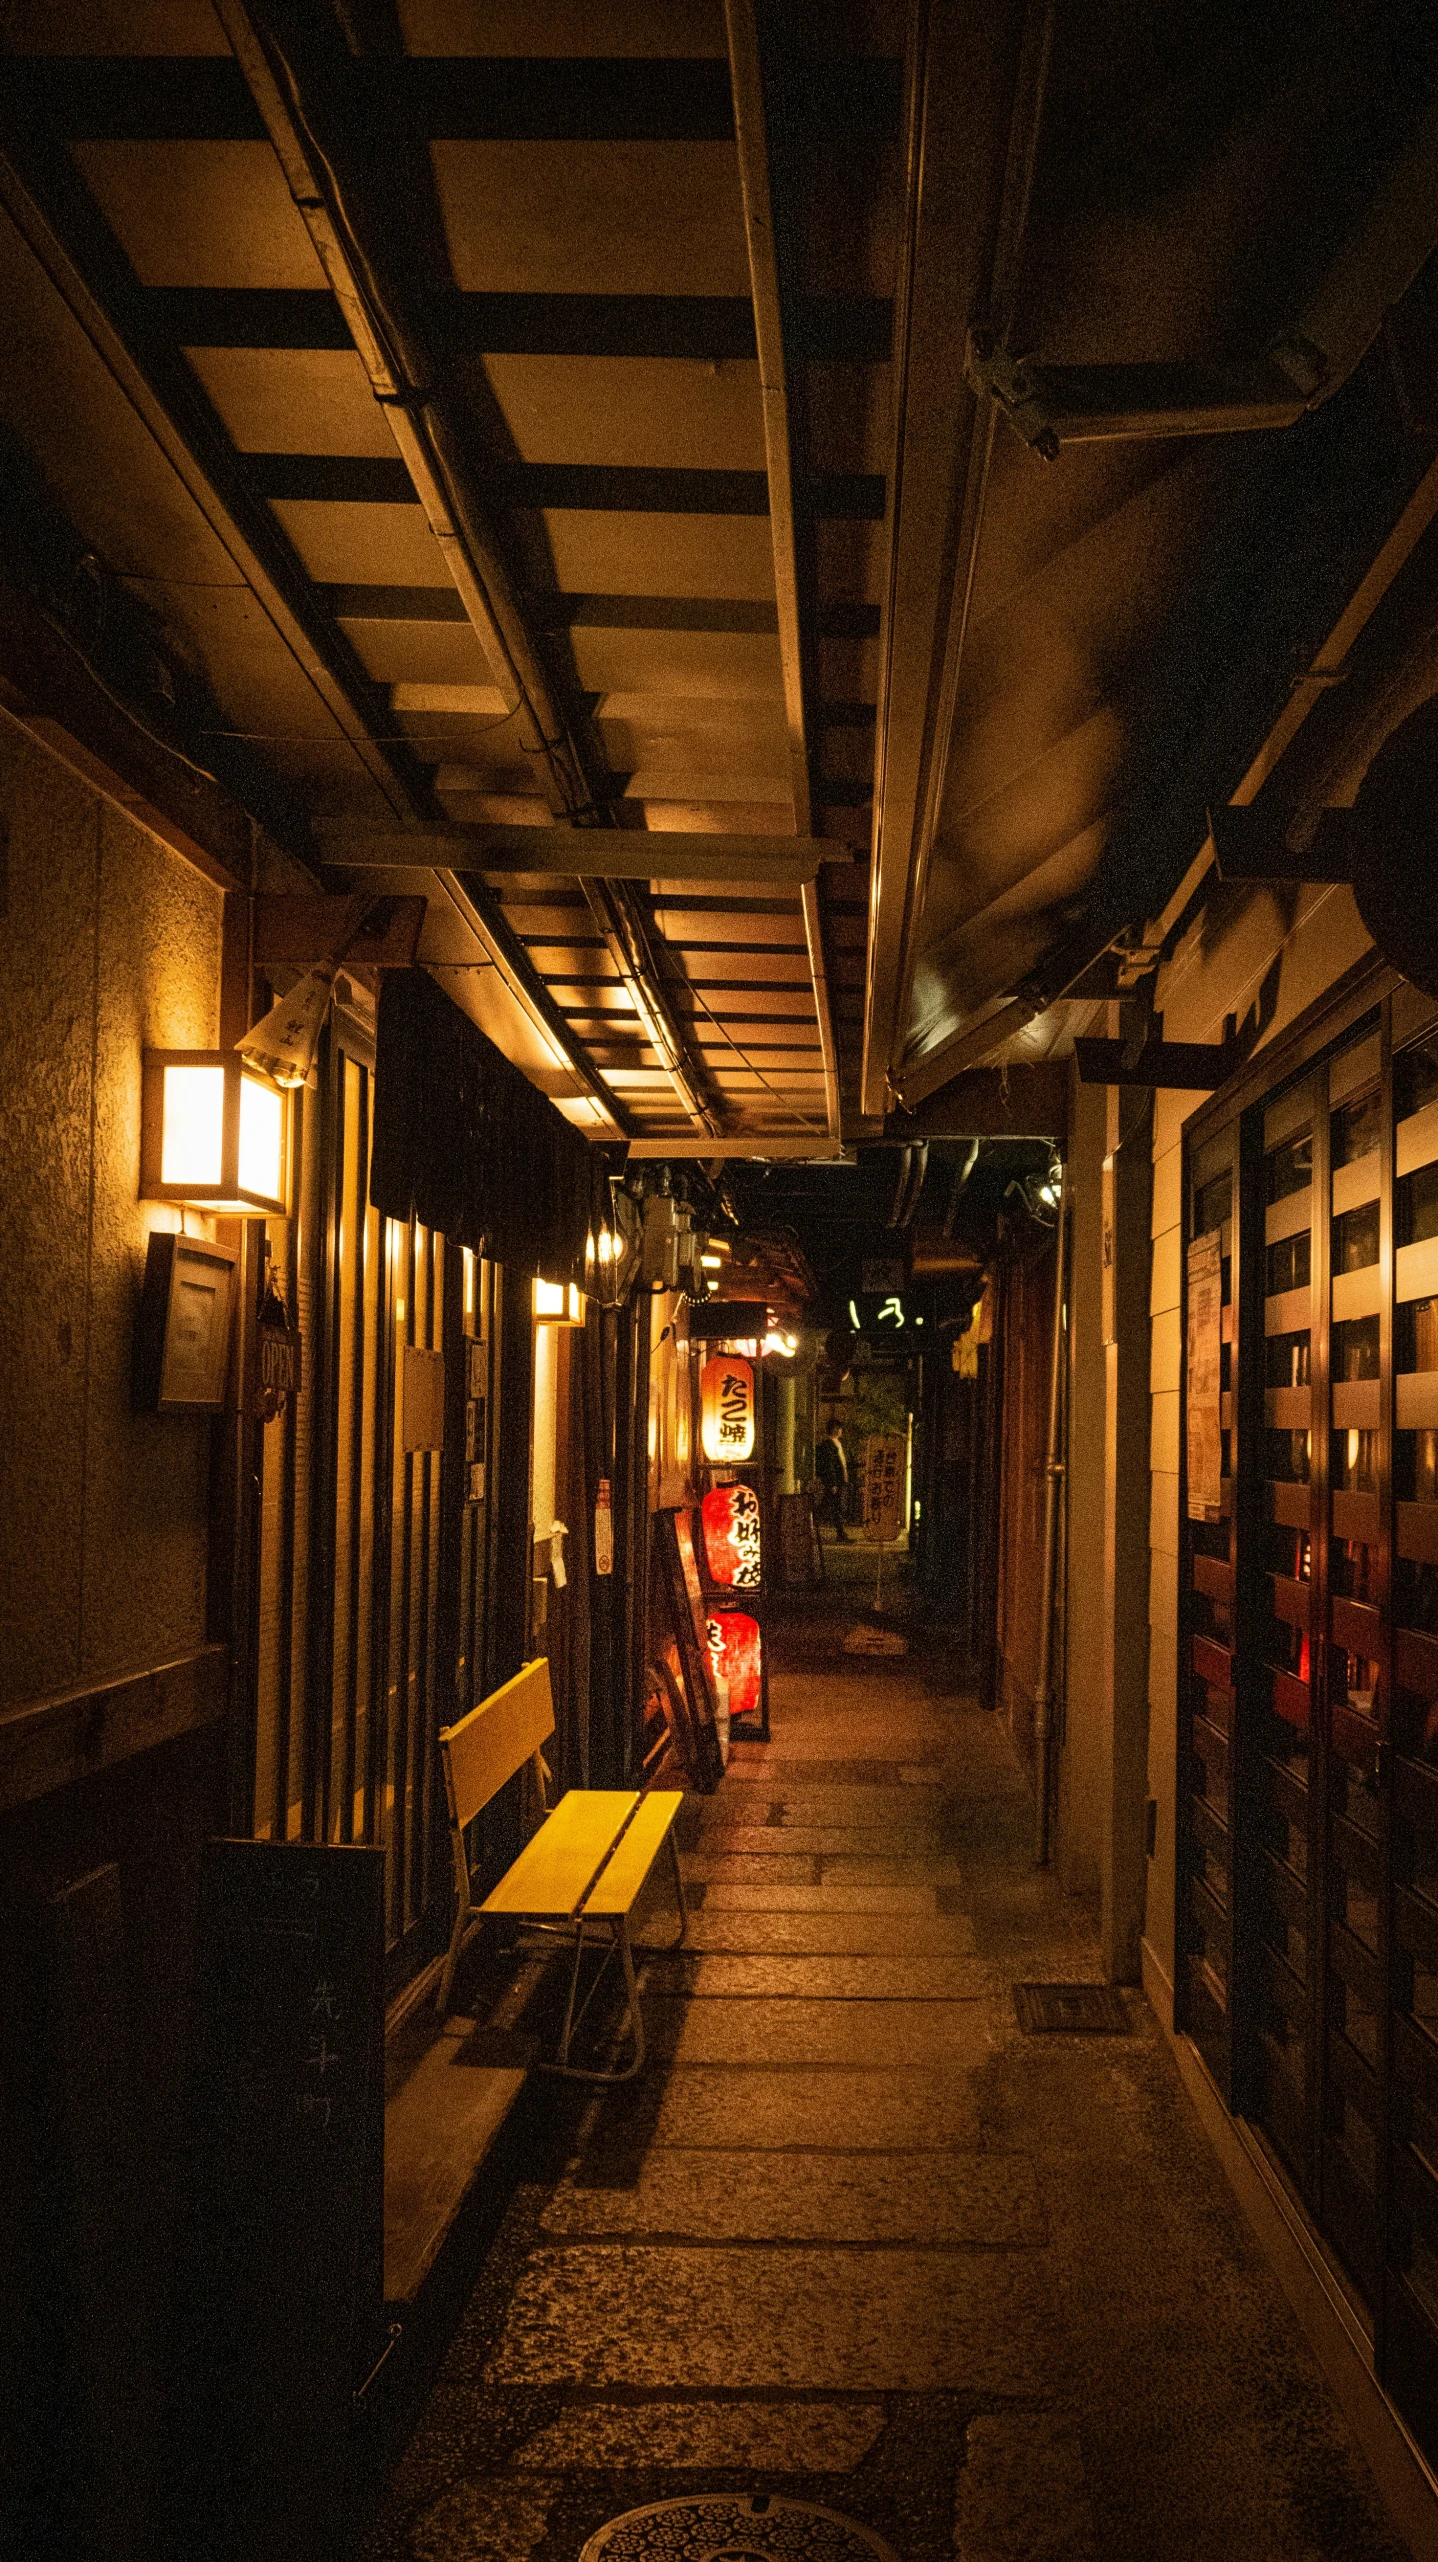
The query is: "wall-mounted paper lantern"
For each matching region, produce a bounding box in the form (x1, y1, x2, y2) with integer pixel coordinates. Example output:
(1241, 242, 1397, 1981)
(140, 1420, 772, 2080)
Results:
(707, 1610, 762, 1723)
(534, 1277, 584, 1325)
(699, 1353, 755, 1462)
(701, 1482, 762, 1589)
(140, 1049, 288, 1217)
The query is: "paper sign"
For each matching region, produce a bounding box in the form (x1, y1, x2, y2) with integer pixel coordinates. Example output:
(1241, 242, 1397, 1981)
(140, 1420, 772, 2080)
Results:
(1186, 1229, 1223, 1523)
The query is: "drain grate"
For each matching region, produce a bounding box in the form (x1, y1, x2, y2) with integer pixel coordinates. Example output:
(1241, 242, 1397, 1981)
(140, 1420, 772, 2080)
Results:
(1013, 1981, 1131, 2034)
(579, 2493, 901, 2561)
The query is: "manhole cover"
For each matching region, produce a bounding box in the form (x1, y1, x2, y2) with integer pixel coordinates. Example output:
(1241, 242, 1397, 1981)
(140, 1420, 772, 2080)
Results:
(579, 2493, 902, 2561)
(1013, 1981, 1131, 2034)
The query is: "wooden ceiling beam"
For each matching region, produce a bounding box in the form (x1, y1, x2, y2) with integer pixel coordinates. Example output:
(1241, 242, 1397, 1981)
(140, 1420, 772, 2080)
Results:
(218, 0, 727, 1137)
(320, 827, 846, 883)
(861, 0, 1053, 1117)
(725, 0, 841, 1142)
(132, 285, 894, 364)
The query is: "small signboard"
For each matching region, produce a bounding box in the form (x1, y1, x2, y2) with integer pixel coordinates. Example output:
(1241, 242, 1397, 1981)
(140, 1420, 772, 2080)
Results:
(862, 1433, 906, 1544)
(1186, 1229, 1223, 1522)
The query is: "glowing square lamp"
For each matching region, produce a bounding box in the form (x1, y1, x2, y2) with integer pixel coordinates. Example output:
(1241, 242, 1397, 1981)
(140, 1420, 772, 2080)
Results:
(534, 1277, 585, 1326)
(140, 1050, 288, 1218)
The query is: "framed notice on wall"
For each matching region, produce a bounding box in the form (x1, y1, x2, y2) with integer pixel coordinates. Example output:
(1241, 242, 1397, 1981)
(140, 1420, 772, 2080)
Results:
(134, 1230, 237, 1412)
(1186, 1228, 1223, 1522)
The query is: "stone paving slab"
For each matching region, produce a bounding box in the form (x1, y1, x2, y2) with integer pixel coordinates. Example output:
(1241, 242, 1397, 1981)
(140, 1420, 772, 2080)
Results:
(821, 1854, 964, 1884)
(696, 1826, 945, 1860)
(541, 2148, 1048, 2246)
(642, 1995, 1003, 2070)
(512, 2399, 888, 2474)
(646, 2065, 984, 2150)
(669, 1911, 980, 1958)
(953, 2412, 1098, 2561)
(737, 1715, 949, 1761)
(682, 1854, 819, 1886)
(484, 2243, 1055, 2393)
(700, 1881, 943, 1915)
(652, 1953, 996, 1999)
(696, 1787, 947, 1828)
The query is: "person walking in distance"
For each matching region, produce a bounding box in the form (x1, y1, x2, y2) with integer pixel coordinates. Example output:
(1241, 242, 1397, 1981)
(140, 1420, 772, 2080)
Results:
(815, 1414, 851, 1543)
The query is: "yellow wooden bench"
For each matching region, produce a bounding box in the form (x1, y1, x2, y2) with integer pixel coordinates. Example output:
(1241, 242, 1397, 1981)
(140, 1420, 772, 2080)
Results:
(435, 1658, 686, 2080)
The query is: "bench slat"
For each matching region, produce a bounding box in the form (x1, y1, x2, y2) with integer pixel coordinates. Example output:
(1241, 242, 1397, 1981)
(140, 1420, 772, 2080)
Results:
(582, 1791, 684, 1915)
(440, 1659, 555, 1831)
(479, 1789, 638, 1919)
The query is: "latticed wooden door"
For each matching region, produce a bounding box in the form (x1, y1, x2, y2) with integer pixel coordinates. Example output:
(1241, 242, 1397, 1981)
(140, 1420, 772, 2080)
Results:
(1180, 971, 1438, 2464)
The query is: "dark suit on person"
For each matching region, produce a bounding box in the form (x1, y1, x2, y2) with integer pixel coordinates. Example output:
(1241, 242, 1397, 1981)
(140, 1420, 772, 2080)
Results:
(815, 1431, 850, 1540)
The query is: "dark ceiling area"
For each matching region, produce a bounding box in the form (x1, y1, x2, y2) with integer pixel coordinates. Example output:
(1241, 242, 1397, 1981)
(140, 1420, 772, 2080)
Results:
(2, 1, 1437, 1155)
(719, 1138, 1057, 1326)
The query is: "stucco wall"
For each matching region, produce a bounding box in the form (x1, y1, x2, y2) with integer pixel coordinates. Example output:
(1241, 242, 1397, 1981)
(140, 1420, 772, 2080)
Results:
(0, 711, 224, 1709)
(1141, 875, 1374, 2018)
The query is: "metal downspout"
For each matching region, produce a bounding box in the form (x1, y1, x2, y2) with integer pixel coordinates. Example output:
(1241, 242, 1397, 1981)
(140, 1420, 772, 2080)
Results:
(1033, 1166, 1067, 1866)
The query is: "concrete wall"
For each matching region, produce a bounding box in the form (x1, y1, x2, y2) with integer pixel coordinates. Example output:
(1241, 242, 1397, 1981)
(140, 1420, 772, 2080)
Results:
(1140, 876, 1374, 2020)
(0, 710, 224, 1711)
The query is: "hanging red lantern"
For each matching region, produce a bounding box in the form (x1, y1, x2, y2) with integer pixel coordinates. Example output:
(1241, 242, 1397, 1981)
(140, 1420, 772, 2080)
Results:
(701, 1482, 762, 1589)
(707, 1610, 763, 1723)
(700, 1353, 756, 1463)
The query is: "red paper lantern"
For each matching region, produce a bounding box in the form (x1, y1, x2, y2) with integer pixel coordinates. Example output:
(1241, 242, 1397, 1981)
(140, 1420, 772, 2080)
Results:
(700, 1353, 755, 1462)
(701, 1483, 762, 1589)
(707, 1610, 763, 1722)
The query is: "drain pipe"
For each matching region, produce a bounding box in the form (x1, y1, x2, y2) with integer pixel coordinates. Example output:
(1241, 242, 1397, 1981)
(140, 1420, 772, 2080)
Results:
(1033, 1167, 1068, 1867)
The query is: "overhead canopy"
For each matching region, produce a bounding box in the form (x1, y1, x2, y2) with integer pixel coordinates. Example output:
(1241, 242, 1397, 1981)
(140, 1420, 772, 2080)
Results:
(0, 1, 1434, 1151)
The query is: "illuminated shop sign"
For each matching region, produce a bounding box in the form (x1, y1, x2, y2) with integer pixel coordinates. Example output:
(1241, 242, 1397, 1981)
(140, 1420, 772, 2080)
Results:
(847, 1295, 923, 1333)
(707, 1610, 763, 1723)
(701, 1482, 762, 1589)
(700, 1353, 756, 1462)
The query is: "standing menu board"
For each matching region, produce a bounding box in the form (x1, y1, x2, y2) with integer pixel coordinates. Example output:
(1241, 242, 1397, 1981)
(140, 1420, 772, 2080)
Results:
(185, 1840, 386, 2562)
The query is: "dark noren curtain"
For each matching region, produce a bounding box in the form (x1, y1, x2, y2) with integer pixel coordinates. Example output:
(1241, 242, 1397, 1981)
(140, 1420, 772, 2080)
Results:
(370, 968, 608, 1278)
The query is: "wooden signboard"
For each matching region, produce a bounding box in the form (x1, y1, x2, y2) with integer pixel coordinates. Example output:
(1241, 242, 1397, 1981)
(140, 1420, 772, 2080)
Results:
(652, 1510, 724, 1790)
(1186, 1227, 1223, 1522)
(862, 1432, 906, 1543)
(185, 1840, 386, 2562)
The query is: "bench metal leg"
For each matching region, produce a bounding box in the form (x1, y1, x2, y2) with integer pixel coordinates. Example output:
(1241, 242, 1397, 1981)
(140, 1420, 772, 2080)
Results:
(539, 1916, 648, 2084)
(632, 1827, 689, 1955)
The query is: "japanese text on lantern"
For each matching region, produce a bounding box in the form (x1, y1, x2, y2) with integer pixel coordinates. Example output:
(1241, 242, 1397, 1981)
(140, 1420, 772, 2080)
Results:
(700, 1353, 755, 1462)
(702, 1481, 762, 1588)
(707, 1610, 762, 1721)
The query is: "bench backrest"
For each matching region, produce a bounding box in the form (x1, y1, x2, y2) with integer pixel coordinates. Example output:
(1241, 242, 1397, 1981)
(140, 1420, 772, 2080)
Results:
(439, 1658, 555, 1832)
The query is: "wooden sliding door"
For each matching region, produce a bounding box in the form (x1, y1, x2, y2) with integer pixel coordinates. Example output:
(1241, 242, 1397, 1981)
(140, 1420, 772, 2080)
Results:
(1180, 971, 1438, 2463)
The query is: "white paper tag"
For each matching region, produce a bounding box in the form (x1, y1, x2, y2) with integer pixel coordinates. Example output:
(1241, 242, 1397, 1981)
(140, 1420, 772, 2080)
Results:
(594, 1477, 614, 1576)
(549, 1519, 568, 1589)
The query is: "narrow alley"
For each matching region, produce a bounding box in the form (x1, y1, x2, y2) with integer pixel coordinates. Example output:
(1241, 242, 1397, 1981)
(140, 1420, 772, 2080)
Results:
(12, 11, 1438, 2559)
(364, 1564, 1406, 2562)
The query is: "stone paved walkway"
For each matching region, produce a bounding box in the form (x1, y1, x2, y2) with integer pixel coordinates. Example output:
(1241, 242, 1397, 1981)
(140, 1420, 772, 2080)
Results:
(363, 1613, 1412, 2562)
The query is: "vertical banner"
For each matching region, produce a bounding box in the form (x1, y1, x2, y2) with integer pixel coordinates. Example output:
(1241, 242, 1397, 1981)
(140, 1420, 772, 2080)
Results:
(862, 1432, 906, 1543)
(1186, 1228, 1223, 1523)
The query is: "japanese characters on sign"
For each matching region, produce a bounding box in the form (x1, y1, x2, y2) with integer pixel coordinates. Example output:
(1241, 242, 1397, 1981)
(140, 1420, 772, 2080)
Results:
(862, 1432, 906, 1544)
(706, 1609, 763, 1723)
(700, 1352, 756, 1463)
(1186, 1228, 1223, 1524)
(701, 1481, 762, 1589)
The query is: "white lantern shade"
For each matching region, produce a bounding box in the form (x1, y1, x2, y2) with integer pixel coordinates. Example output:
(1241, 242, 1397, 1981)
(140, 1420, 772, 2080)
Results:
(141, 1050, 288, 1217)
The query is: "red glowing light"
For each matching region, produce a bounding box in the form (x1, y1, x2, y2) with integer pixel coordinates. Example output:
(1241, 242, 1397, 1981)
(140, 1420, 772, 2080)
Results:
(701, 1483, 762, 1588)
(707, 1610, 762, 1722)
